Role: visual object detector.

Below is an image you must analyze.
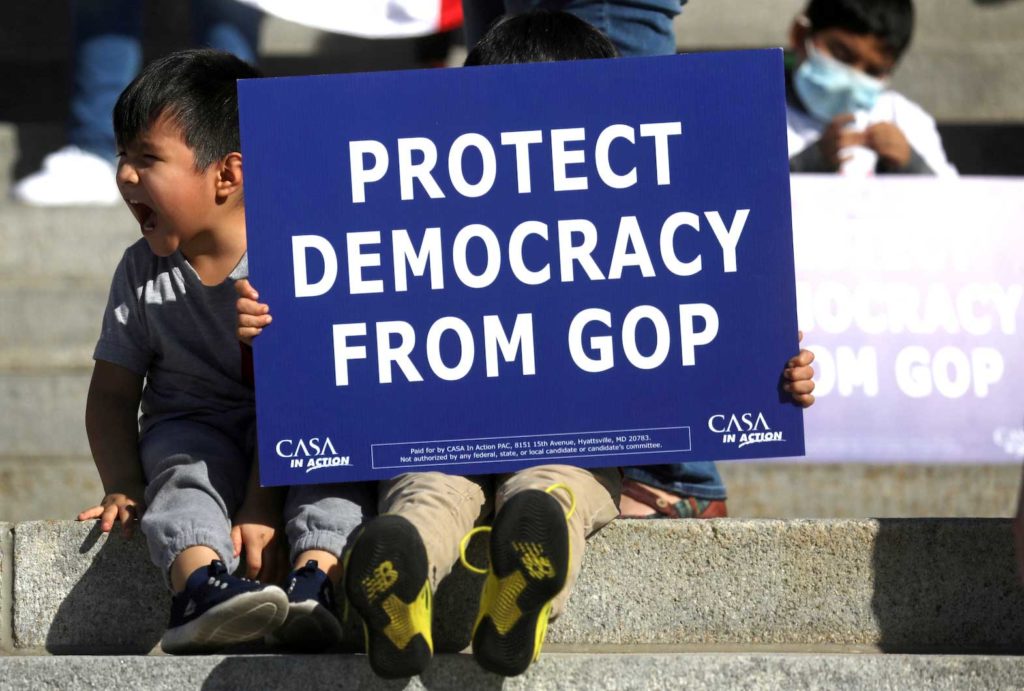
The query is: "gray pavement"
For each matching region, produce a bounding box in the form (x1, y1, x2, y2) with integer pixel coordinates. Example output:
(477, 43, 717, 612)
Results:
(2, 652, 1023, 690)
(0, 202, 133, 278)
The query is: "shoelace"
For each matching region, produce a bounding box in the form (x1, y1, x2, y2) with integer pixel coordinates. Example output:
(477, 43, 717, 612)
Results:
(458, 482, 576, 574)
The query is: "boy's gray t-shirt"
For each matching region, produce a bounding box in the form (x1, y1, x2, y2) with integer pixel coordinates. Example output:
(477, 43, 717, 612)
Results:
(94, 238, 254, 436)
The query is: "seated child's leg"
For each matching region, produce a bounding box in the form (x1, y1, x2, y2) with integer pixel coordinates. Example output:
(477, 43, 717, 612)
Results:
(139, 419, 250, 582)
(271, 481, 377, 650)
(138, 418, 287, 653)
(343, 472, 489, 678)
(378, 472, 490, 589)
(496, 465, 619, 618)
(469, 465, 619, 676)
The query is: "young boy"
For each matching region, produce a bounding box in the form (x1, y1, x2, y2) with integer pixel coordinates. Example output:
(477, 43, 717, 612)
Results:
(786, 0, 957, 176)
(238, 10, 817, 678)
(76, 49, 372, 654)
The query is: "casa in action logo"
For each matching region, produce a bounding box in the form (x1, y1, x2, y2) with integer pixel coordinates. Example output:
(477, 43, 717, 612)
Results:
(708, 412, 784, 448)
(275, 436, 351, 473)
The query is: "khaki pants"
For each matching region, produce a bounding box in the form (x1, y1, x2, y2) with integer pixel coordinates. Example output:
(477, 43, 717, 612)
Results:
(378, 465, 620, 618)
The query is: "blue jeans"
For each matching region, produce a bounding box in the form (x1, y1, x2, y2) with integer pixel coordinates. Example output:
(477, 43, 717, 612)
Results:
(462, 0, 686, 58)
(462, 0, 724, 500)
(70, 0, 262, 158)
(622, 462, 726, 501)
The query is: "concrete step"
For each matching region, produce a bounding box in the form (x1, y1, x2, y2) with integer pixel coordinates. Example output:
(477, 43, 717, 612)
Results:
(0, 458, 101, 523)
(0, 371, 89, 458)
(1, 652, 1023, 690)
(717, 462, 1019, 519)
(4, 519, 1022, 654)
(0, 277, 106, 368)
(0, 201, 135, 279)
(0, 458, 1019, 523)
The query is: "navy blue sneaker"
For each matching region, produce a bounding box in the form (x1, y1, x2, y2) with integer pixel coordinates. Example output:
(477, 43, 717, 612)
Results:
(161, 560, 288, 654)
(269, 559, 344, 651)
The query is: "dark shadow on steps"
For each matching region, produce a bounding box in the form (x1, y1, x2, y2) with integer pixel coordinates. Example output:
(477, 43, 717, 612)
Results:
(44, 522, 165, 654)
(201, 654, 507, 691)
(870, 518, 1024, 654)
(42, 522, 485, 655)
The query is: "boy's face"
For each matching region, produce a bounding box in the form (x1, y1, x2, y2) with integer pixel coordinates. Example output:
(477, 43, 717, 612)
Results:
(116, 114, 224, 257)
(792, 22, 897, 79)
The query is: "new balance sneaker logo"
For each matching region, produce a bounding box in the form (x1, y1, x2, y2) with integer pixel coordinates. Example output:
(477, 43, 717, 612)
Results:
(512, 541, 556, 580)
(183, 599, 197, 618)
(362, 561, 399, 603)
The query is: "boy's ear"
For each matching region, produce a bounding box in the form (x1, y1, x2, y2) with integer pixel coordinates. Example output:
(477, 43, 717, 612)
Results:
(215, 152, 243, 200)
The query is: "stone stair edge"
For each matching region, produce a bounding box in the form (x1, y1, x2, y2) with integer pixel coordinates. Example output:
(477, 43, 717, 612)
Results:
(0, 354, 94, 373)
(1, 652, 1023, 691)
(1, 522, 11, 655)
(9, 518, 1024, 654)
(14, 516, 1012, 530)
(2, 458, 1022, 523)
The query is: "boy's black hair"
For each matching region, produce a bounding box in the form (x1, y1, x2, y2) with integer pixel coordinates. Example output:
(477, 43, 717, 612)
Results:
(805, 0, 915, 59)
(113, 48, 260, 170)
(465, 10, 617, 66)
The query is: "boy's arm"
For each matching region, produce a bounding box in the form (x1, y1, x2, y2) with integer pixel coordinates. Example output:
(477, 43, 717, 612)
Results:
(230, 460, 287, 583)
(78, 360, 146, 535)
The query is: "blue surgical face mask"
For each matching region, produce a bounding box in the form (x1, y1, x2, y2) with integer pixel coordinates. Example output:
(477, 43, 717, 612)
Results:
(793, 39, 887, 122)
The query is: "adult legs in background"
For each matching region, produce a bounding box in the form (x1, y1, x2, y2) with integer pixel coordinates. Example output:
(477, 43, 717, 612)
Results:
(13, 0, 262, 206)
(69, 0, 143, 160)
(461, 0, 686, 58)
(621, 463, 728, 518)
(190, 0, 262, 65)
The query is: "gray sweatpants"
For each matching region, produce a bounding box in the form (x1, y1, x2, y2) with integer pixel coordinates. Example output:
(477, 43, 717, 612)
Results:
(138, 417, 373, 586)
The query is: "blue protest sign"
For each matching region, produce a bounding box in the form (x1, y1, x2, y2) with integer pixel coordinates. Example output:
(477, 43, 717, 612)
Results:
(791, 176, 1024, 463)
(238, 49, 804, 486)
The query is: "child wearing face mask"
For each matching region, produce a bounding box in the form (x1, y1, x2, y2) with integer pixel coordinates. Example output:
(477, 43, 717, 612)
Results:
(786, 0, 957, 176)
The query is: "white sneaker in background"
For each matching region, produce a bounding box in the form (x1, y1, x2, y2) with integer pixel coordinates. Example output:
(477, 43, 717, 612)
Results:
(11, 145, 120, 206)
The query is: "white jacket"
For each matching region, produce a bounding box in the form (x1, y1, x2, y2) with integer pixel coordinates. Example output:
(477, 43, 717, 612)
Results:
(787, 89, 958, 177)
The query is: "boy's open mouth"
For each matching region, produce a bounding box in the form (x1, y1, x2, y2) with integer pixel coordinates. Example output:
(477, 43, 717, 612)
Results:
(128, 200, 157, 231)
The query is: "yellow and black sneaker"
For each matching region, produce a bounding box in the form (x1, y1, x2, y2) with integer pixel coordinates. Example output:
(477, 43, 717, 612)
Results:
(344, 515, 433, 678)
(463, 485, 573, 677)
